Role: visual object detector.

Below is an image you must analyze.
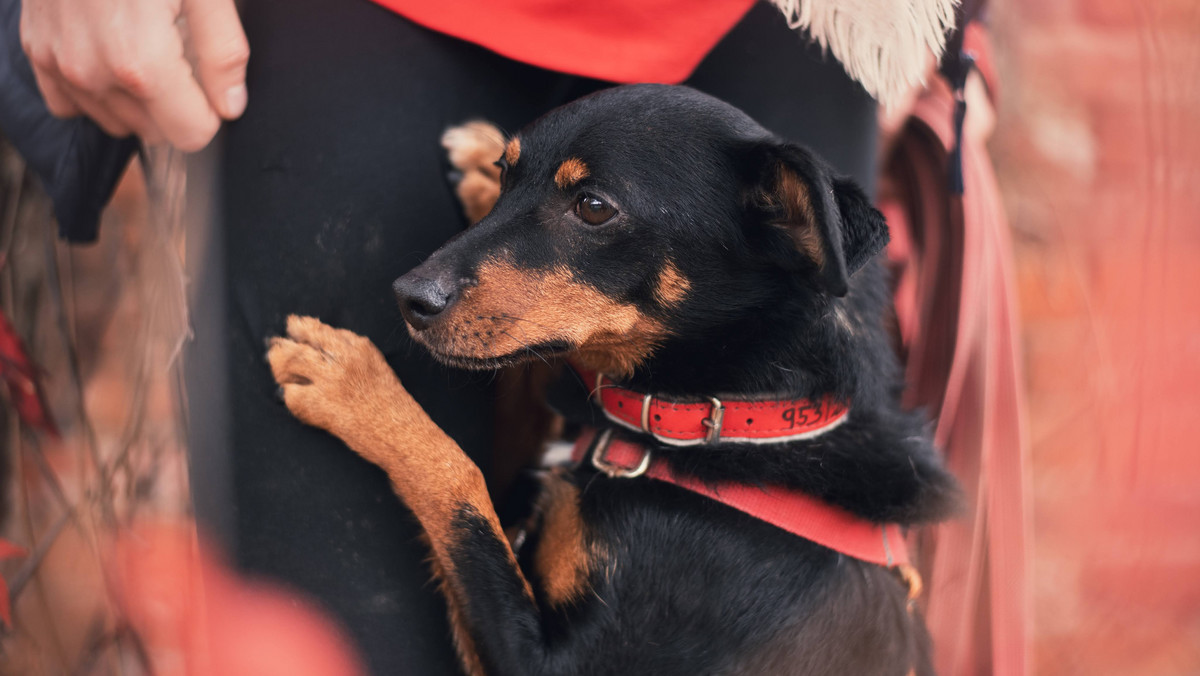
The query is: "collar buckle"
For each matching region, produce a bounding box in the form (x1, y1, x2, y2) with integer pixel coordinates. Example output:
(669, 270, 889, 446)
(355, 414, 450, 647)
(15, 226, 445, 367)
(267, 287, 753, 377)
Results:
(702, 396, 725, 444)
(641, 391, 726, 445)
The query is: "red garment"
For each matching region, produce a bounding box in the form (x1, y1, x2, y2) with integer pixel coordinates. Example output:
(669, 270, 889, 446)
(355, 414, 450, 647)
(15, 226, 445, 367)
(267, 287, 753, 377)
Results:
(371, 0, 756, 83)
(881, 25, 1030, 676)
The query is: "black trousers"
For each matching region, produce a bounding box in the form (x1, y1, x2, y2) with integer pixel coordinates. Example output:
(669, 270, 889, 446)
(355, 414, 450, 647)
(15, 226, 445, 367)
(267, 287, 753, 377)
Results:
(188, 1, 876, 673)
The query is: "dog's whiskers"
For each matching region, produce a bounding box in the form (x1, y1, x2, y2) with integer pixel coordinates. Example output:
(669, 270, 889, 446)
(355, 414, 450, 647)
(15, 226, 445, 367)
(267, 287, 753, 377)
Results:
(487, 313, 570, 336)
(497, 328, 554, 368)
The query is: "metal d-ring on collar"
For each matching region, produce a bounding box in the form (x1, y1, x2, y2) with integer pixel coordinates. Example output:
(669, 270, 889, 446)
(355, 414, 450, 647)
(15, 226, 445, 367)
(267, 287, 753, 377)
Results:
(588, 428, 651, 479)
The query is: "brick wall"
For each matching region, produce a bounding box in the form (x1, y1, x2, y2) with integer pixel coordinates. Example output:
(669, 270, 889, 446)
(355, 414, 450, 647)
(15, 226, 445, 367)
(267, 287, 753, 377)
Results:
(989, 0, 1200, 673)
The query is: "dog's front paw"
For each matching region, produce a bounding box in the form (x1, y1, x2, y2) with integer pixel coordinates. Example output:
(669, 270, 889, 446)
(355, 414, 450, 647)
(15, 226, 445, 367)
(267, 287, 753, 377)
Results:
(267, 315, 405, 445)
(442, 122, 505, 224)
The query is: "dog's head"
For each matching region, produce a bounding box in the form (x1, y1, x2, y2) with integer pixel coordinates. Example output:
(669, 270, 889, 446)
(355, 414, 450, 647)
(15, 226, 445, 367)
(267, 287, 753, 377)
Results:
(394, 84, 888, 377)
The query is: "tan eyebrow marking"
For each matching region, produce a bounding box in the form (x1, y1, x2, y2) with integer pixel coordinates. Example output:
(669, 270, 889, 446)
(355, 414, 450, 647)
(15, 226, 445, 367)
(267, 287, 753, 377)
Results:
(504, 137, 521, 166)
(654, 260, 691, 306)
(554, 158, 589, 189)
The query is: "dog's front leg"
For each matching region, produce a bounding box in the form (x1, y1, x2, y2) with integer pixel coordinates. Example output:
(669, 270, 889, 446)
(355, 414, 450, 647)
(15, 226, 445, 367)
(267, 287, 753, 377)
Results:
(267, 315, 546, 676)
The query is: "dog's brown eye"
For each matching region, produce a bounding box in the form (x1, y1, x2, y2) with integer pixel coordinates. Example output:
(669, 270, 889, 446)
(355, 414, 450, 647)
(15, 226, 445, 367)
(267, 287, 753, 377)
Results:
(575, 194, 617, 225)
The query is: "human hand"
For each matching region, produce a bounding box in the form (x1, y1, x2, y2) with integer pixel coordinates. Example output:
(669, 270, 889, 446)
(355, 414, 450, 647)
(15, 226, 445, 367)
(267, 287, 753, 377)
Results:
(19, 0, 249, 151)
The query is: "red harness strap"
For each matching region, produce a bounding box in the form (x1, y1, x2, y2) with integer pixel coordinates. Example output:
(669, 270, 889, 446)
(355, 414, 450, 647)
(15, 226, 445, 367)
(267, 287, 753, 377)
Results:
(571, 427, 909, 567)
(573, 366, 850, 446)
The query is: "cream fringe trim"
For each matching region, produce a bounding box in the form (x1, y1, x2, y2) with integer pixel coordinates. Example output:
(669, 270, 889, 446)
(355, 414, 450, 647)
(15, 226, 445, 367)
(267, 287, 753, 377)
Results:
(768, 0, 959, 105)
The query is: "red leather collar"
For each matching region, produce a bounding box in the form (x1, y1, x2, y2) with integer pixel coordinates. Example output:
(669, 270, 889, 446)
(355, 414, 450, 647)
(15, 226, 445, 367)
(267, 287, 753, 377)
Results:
(572, 365, 850, 446)
(572, 427, 909, 567)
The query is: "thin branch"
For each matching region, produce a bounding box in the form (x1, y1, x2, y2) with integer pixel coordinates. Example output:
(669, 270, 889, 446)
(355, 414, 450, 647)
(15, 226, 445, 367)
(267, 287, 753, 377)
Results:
(41, 220, 114, 526)
(7, 507, 72, 598)
(22, 432, 74, 511)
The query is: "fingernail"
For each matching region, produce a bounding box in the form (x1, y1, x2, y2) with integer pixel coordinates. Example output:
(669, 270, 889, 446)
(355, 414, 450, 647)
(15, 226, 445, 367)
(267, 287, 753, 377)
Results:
(225, 84, 248, 118)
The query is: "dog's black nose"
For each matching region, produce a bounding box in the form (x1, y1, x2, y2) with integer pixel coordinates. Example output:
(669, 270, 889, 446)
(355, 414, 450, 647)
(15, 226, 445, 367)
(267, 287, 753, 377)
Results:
(393, 274, 458, 330)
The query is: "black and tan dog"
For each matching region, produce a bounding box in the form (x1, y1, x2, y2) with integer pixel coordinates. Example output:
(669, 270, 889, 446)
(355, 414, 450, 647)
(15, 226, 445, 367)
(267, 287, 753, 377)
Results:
(267, 84, 958, 676)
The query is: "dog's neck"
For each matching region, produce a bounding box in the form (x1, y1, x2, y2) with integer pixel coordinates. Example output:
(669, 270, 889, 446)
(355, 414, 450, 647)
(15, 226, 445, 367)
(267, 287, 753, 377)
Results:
(622, 259, 897, 406)
(555, 315, 956, 525)
(625, 324, 845, 401)
(627, 308, 885, 409)
(555, 265, 960, 526)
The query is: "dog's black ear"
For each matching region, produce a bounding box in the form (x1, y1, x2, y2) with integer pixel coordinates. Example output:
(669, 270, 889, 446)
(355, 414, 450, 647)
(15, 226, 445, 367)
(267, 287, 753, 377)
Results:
(748, 142, 890, 297)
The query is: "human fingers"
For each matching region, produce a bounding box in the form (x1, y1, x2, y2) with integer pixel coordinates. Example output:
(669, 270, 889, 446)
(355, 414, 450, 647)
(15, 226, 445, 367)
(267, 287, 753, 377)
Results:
(20, 0, 219, 149)
(127, 39, 222, 151)
(104, 89, 166, 144)
(18, 0, 76, 117)
(34, 53, 163, 142)
(57, 83, 133, 137)
(28, 61, 82, 118)
(182, 0, 250, 119)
